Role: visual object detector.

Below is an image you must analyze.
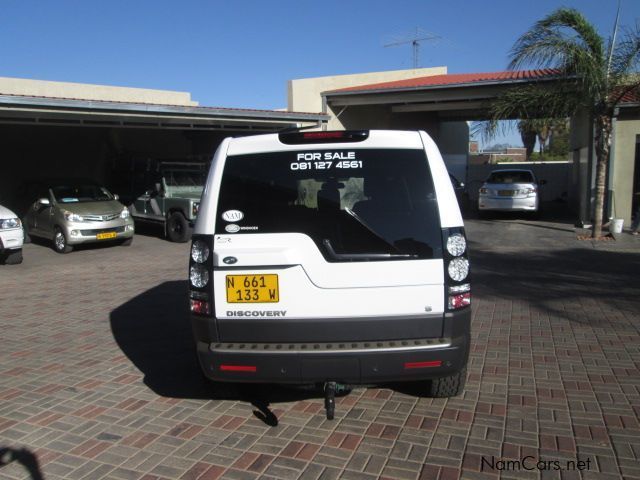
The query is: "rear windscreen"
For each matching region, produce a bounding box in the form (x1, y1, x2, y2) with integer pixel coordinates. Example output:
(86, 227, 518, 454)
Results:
(216, 149, 443, 260)
(487, 171, 534, 183)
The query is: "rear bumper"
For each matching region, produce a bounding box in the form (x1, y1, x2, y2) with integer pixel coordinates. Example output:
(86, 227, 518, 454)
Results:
(192, 309, 470, 384)
(478, 196, 538, 211)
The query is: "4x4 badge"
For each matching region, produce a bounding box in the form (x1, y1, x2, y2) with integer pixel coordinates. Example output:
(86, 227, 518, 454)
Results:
(223, 256, 238, 265)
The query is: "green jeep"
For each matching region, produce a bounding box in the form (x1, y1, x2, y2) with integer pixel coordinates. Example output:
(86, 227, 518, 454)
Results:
(130, 162, 207, 242)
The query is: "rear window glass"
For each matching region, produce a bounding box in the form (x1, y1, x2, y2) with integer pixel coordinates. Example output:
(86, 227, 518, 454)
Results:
(216, 149, 442, 261)
(487, 171, 535, 183)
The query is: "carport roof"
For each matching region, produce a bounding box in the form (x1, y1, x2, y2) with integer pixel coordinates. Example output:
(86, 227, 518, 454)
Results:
(325, 69, 561, 95)
(0, 92, 329, 130)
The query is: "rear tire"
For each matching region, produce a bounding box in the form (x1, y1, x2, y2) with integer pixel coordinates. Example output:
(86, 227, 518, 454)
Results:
(427, 367, 467, 398)
(4, 249, 23, 265)
(53, 227, 73, 254)
(166, 212, 192, 243)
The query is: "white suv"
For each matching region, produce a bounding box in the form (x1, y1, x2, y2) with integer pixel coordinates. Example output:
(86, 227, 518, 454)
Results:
(189, 130, 471, 417)
(0, 205, 24, 264)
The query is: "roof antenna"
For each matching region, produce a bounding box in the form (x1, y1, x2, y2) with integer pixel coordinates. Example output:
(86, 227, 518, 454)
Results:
(384, 28, 442, 69)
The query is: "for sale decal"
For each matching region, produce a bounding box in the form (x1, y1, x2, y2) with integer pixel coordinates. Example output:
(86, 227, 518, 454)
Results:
(290, 152, 362, 170)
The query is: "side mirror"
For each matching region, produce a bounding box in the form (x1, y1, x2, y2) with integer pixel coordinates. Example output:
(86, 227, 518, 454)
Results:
(38, 198, 50, 206)
(113, 194, 120, 201)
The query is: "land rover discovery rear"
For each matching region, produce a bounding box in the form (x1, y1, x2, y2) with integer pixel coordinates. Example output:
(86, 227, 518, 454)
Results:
(189, 130, 470, 402)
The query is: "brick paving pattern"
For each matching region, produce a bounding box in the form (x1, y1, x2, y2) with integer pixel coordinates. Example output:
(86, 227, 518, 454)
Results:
(0, 218, 639, 480)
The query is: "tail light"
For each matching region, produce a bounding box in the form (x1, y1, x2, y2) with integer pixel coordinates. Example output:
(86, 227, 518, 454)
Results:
(479, 187, 488, 195)
(189, 235, 214, 316)
(442, 228, 470, 311)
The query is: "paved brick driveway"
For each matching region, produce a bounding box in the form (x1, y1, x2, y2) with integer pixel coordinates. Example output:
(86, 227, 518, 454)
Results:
(1, 217, 639, 480)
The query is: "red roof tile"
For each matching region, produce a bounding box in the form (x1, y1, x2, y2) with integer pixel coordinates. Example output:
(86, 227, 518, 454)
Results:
(327, 69, 561, 94)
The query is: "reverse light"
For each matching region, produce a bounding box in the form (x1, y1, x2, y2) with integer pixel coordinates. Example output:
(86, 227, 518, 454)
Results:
(192, 202, 200, 217)
(448, 283, 470, 294)
(190, 265, 209, 288)
(448, 257, 469, 282)
(191, 240, 210, 264)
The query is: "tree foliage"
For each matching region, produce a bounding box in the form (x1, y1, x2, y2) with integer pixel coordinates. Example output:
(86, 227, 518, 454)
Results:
(483, 7, 640, 238)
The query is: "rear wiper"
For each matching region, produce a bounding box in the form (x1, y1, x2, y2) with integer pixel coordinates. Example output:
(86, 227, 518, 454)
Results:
(322, 239, 416, 261)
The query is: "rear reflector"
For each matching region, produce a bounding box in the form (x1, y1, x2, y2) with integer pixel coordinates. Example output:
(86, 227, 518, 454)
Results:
(404, 360, 442, 369)
(219, 365, 257, 372)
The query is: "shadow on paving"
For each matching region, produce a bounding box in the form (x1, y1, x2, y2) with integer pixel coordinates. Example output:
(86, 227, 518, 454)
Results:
(470, 242, 640, 321)
(109, 281, 351, 424)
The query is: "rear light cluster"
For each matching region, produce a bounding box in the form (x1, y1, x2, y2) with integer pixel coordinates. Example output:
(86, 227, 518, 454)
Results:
(189, 235, 214, 315)
(443, 228, 470, 311)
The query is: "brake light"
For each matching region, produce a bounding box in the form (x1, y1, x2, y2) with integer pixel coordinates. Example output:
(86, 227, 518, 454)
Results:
(479, 188, 488, 195)
(190, 298, 211, 315)
(279, 130, 369, 145)
(448, 293, 471, 310)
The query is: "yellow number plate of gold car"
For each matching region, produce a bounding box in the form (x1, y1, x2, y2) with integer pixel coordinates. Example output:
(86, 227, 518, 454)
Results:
(96, 231, 117, 240)
(226, 274, 279, 303)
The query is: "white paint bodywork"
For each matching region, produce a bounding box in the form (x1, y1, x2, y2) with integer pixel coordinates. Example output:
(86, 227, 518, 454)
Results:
(214, 233, 444, 318)
(196, 130, 464, 320)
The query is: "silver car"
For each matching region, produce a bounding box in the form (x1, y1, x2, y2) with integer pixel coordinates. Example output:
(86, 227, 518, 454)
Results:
(478, 169, 541, 214)
(24, 182, 134, 253)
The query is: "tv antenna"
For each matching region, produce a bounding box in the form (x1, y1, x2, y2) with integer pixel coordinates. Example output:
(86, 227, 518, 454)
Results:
(384, 28, 442, 69)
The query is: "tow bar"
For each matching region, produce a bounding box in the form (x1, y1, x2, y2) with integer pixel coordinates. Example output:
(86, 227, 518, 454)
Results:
(323, 382, 349, 420)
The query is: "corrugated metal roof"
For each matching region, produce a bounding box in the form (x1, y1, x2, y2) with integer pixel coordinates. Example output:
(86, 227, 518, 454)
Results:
(0, 91, 326, 119)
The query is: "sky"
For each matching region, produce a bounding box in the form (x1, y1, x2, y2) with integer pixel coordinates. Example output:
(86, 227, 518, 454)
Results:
(1, 0, 639, 147)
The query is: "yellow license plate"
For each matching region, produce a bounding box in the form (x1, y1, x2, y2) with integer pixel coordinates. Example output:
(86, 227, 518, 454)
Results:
(96, 231, 117, 240)
(226, 274, 279, 303)
(498, 190, 514, 196)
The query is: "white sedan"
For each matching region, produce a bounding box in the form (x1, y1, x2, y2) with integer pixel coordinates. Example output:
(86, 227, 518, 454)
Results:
(478, 169, 542, 214)
(0, 205, 24, 264)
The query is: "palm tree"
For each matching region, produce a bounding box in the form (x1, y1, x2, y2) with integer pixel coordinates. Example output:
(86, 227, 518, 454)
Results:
(485, 7, 640, 238)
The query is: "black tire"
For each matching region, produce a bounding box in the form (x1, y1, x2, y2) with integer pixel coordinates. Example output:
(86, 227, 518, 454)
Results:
(427, 367, 467, 398)
(4, 249, 23, 265)
(53, 227, 73, 254)
(121, 237, 133, 246)
(166, 212, 192, 243)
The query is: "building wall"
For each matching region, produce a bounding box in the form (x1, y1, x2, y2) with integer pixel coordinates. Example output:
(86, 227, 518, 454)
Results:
(611, 111, 640, 225)
(287, 67, 447, 127)
(0, 77, 198, 106)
